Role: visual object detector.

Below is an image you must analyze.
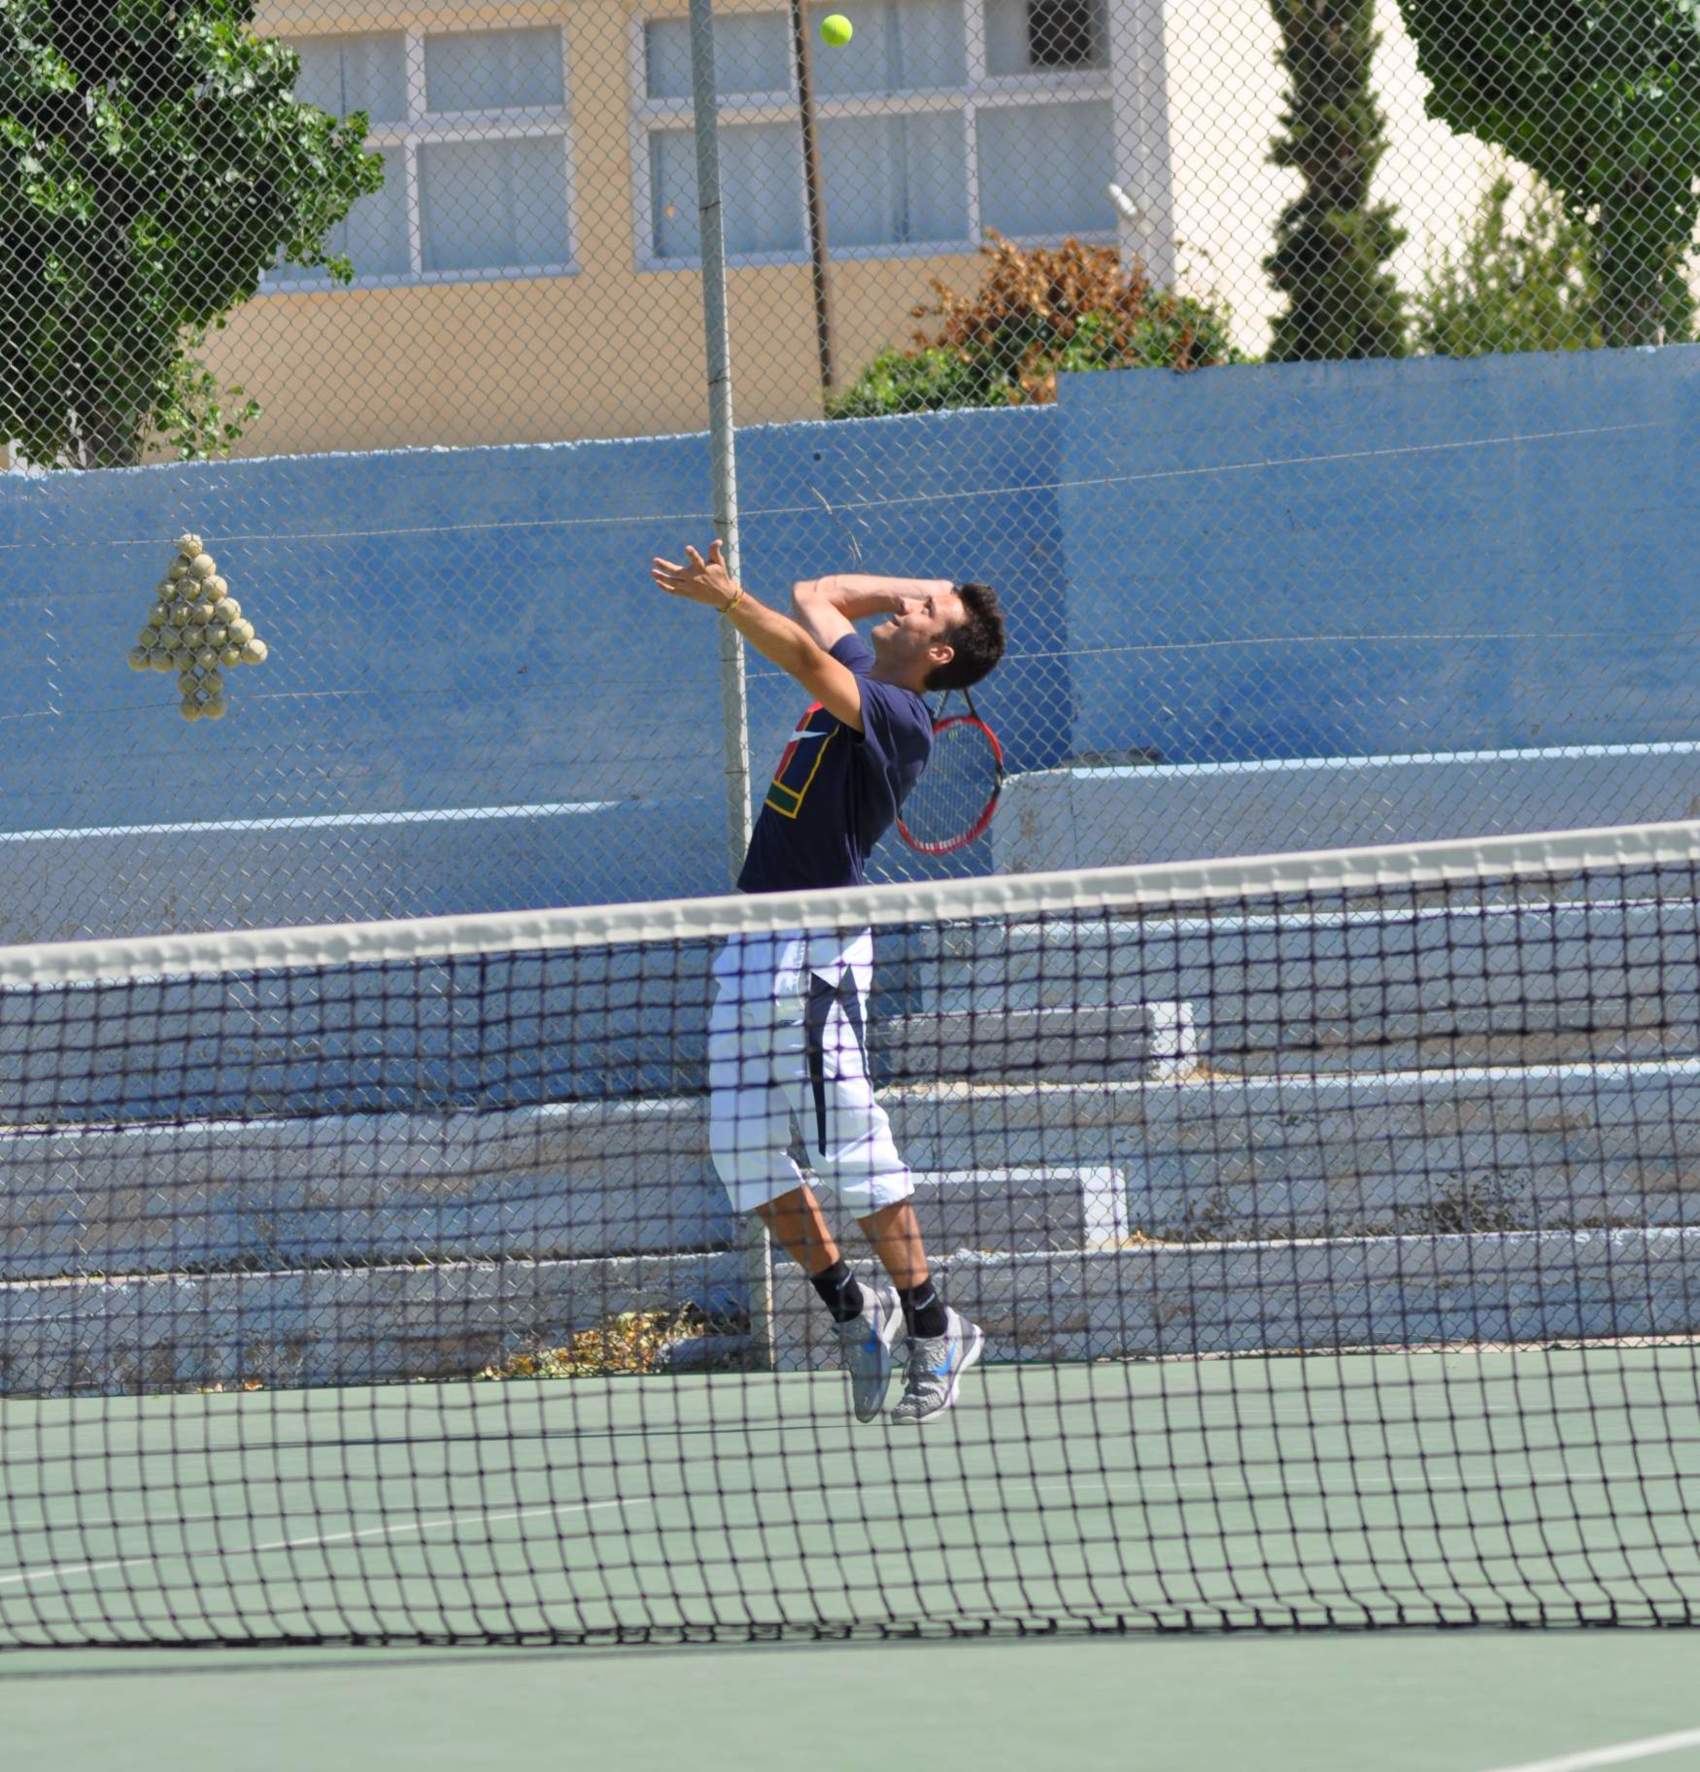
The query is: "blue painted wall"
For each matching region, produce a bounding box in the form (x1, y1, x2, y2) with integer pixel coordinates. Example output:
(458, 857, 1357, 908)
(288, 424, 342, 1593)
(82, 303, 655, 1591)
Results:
(1, 347, 1695, 940)
(0, 405, 1067, 936)
(1057, 347, 1700, 766)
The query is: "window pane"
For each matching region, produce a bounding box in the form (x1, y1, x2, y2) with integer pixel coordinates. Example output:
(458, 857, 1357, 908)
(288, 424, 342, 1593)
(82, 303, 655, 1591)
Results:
(272, 147, 409, 282)
(985, 0, 1106, 75)
(810, 0, 966, 94)
(649, 131, 695, 259)
(425, 28, 566, 111)
(645, 15, 790, 99)
(978, 101, 1114, 234)
(420, 137, 571, 271)
(341, 147, 412, 275)
(819, 113, 966, 245)
(649, 125, 802, 257)
(290, 34, 407, 123)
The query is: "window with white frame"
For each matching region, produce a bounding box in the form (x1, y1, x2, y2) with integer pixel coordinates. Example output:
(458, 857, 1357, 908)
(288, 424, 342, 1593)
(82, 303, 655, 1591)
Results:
(635, 0, 1118, 266)
(270, 26, 575, 287)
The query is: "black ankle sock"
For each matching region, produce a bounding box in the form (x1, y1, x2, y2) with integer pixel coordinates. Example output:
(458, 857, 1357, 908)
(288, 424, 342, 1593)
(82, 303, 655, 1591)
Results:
(811, 1259, 865, 1324)
(898, 1280, 948, 1340)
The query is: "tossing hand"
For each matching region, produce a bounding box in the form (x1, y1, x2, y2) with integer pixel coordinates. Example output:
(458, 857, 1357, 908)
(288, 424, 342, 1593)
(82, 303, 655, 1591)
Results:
(651, 540, 740, 609)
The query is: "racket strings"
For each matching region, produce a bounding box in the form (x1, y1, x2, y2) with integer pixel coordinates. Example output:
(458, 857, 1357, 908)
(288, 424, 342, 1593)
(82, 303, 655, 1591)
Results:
(900, 717, 1003, 851)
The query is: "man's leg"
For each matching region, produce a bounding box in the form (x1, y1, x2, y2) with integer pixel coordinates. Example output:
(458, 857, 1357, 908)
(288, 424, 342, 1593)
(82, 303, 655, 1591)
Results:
(858, 1200, 947, 1337)
(756, 1184, 861, 1323)
(757, 1184, 840, 1276)
(858, 1198, 982, 1424)
(707, 934, 901, 1417)
(795, 938, 984, 1424)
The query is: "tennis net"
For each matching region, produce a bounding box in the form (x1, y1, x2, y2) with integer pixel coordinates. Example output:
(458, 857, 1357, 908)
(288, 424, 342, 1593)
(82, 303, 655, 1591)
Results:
(4, 820, 1700, 1645)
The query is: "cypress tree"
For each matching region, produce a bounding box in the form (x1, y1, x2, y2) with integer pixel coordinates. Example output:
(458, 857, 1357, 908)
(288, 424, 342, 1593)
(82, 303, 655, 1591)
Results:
(1265, 0, 1406, 360)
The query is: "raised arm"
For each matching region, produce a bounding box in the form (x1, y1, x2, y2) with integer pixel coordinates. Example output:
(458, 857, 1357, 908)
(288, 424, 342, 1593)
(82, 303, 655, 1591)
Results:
(792, 573, 955, 649)
(652, 543, 866, 730)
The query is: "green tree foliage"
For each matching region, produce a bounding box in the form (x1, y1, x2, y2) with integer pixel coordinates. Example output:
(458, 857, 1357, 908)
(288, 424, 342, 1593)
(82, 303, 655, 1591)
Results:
(0, 0, 384, 467)
(1396, 0, 1700, 347)
(1265, 0, 1407, 360)
(827, 234, 1241, 420)
(1412, 173, 1603, 357)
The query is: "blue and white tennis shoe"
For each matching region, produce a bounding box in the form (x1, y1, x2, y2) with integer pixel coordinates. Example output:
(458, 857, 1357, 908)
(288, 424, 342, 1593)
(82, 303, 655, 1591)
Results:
(889, 1309, 985, 1425)
(833, 1282, 905, 1422)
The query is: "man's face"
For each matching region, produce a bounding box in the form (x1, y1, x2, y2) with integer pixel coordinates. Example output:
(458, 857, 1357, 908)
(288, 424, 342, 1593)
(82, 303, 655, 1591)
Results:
(871, 587, 964, 682)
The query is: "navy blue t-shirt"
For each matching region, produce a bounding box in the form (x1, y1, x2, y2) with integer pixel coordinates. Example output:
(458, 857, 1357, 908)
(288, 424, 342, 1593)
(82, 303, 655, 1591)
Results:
(738, 634, 933, 893)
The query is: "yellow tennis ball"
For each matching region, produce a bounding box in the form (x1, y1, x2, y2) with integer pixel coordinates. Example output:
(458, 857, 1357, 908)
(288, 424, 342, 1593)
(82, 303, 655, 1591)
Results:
(820, 12, 852, 44)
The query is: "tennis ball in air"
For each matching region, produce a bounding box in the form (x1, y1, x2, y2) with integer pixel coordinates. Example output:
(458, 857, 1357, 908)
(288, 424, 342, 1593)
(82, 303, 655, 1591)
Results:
(821, 13, 852, 45)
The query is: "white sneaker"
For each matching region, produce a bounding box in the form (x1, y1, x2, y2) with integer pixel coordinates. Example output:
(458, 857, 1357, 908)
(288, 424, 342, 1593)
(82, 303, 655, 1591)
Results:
(831, 1283, 904, 1423)
(889, 1309, 985, 1425)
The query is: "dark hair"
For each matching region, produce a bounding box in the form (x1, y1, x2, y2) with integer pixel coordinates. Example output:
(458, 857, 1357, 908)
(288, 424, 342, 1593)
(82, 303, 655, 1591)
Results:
(926, 582, 1005, 693)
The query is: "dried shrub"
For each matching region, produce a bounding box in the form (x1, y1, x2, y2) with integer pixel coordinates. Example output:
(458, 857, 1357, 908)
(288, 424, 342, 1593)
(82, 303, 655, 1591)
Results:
(827, 232, 1241, 419)
(479, 1306, 712, 1380)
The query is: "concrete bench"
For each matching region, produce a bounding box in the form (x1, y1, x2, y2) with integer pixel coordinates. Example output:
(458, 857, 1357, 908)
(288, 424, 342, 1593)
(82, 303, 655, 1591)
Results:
(992, 742, 1700, 874)
(770, 1226, 1700, 1370)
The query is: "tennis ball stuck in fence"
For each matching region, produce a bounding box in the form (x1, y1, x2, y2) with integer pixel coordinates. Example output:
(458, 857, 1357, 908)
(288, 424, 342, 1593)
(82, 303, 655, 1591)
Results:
(134, 530, 271, 721)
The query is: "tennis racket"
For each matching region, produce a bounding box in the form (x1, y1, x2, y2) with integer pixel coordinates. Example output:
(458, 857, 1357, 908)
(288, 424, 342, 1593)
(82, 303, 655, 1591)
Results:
(899, 689, 1004, 855)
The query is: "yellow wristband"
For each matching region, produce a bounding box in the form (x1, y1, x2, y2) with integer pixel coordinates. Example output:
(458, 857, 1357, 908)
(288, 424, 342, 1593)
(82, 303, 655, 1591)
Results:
(720, 585, 747, 617)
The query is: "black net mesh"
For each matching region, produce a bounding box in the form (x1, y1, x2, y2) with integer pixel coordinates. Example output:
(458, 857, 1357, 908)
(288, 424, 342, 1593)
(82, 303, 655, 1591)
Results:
(3, 823, 1700, 1645)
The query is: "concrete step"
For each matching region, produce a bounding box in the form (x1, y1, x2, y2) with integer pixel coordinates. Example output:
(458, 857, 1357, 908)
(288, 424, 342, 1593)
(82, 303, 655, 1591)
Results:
(6, 896, 1690, 1119)
(912, 1166, 1127, 1256)
(771, 1227, 1700, 1369)
(6, 1063, 1696, 1276)
(988, 743, 1700, 875)
(0, 1110, 1122, 1276)
(0, 1248, 743, 1398)
(888, 1063, 1700, 1239)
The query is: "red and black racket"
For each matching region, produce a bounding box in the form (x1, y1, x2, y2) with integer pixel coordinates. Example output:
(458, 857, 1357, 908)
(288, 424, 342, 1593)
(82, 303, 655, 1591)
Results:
(899, 688, 1004, 855)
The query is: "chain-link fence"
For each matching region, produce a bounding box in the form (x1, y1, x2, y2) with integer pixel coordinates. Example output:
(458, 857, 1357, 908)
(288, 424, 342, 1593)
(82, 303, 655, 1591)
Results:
(2, 0, 1698, 940)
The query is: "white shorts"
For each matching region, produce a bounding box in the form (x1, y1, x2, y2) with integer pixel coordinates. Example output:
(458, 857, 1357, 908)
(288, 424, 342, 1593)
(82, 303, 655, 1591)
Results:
(707, 929, 915, 1219)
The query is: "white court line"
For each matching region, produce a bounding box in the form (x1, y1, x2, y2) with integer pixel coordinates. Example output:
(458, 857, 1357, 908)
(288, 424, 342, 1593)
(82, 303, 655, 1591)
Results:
(1479, 1726, 1700, 1772)
(0, 1495, 649, 1590)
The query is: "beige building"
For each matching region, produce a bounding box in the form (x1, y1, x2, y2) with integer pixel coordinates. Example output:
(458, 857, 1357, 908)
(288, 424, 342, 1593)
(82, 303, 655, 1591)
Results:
(209, 0, 1494, 459)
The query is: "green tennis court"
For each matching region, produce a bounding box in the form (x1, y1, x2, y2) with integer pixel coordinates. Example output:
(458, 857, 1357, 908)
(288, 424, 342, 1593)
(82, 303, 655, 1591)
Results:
(7, 1347, 1700, 1647)
(8, 1592, 1700, 1772)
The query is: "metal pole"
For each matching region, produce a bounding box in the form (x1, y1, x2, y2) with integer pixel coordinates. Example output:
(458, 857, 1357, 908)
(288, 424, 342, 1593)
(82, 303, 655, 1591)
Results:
(688, 0, 772, 1371)
(788, 0, 835, 394)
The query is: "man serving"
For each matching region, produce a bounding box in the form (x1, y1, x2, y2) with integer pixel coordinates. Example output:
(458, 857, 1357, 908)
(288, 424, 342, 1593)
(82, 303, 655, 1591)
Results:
(650, 541, 1005, 1424)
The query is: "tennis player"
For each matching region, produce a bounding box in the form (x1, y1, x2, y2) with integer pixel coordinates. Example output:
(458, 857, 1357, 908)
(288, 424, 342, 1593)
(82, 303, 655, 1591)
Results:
(650, 541, 1005, 1424)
